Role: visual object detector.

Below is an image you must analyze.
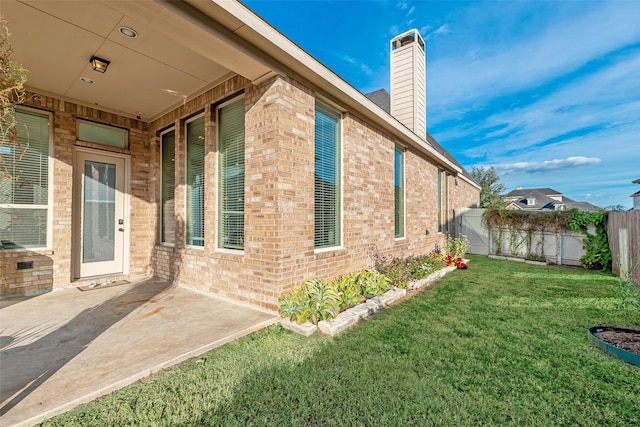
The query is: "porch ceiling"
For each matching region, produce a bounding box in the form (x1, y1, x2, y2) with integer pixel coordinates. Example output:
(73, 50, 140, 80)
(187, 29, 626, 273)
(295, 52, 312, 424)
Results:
(2, 0, 272, 120)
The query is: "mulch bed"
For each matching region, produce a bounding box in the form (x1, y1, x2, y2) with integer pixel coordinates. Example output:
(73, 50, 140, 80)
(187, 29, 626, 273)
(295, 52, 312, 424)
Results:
(593, 327, 640, 355)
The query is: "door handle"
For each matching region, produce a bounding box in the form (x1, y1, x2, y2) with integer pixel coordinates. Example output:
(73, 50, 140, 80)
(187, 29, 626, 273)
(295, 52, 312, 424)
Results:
(118, 228, 124, 232)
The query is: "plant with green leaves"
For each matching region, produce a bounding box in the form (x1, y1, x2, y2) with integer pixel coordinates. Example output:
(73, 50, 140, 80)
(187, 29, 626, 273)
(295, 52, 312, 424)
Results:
(334, 275, 365, 310)
(444, 235, 469, 260)
(569, 209, 612, 270)
(1, 17, 28, 178)
(278, 279, 341, 325)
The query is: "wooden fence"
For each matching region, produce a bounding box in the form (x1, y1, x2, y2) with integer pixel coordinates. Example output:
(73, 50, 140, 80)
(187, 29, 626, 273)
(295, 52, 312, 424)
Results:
(607, 210, 640, 285)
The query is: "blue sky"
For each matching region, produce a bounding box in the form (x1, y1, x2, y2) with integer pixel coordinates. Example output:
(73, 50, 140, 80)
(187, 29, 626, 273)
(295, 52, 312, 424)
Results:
(244, 0, 640, 209)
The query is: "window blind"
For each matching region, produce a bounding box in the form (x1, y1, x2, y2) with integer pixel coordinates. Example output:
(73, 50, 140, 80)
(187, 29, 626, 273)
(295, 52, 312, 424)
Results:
(186, 116, 205, 246)
(394, 147, 404, 238)
(314, 102, 341, 248)
(218, 99, 245, 250)
(161, 129, 175, 243)
(437, 170, 442, 232)
(0, 109, 50, 249)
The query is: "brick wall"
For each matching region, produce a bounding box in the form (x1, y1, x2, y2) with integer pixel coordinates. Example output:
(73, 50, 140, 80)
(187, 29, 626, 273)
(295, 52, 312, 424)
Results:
(1, 93, 153, 297)
(3, 77, 479, 308)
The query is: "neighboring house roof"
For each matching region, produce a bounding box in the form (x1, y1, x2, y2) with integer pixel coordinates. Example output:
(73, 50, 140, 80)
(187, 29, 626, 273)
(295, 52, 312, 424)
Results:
(365, 89, 478, 187)
(632, 190, 640, 197)
(503, 188, 600, 212)
(504, 188, 562, 199)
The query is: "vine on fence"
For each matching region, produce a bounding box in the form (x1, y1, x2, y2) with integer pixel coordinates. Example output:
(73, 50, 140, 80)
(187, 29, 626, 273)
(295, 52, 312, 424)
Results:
(482, 209, 576, 263)
(569, 210, 612, 271)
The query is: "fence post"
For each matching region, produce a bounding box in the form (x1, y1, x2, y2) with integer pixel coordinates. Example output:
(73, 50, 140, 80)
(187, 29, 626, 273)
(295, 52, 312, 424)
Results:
(557, 230, 562, 266)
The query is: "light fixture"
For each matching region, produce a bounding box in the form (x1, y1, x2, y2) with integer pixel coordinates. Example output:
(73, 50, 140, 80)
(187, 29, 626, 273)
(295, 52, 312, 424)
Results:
(80, 76, 95, 84)
(119, 26, 138, 38)
(90, 56, 110, 73)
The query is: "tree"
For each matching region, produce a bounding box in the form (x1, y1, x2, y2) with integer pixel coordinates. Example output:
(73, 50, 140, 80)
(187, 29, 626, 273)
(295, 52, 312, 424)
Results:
(470, 166, 507, 208)
(1, 16, 28, 180)
(606, 204, 627, 212)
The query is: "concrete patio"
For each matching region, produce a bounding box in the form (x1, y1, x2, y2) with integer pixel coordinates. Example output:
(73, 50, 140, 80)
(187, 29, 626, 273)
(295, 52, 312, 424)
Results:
(0, 278, 277, 427)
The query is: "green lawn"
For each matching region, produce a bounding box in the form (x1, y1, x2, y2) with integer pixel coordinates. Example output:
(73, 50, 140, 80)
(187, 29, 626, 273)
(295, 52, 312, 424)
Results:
(42, 255, 640, 427)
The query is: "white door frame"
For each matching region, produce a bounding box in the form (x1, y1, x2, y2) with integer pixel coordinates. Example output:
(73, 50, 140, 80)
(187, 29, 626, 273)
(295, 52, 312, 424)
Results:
(73, 147, 130, 279)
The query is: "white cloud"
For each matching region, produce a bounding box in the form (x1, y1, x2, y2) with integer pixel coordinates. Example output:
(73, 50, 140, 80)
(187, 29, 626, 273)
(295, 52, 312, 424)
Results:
(496, 156, 601, 174)
(425, 24, 450, 40)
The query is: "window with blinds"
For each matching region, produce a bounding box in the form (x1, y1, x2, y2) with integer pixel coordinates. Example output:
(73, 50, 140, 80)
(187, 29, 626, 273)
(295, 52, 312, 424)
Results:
(394, 146, 404, 238)
(161, 129, 175, 244)
(444, 172, 450, 233)
(0, 108, 51, 249)
(437, 170, 442, 233)
(437, 170, 449, 233)
(314, 102, 341, 249)
(186, 115, 205, 247)
(218, 98, 245, 250)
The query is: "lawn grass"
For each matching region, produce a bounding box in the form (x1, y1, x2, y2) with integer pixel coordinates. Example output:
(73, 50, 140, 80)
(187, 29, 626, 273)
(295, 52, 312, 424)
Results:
(41, 255, 640, 426)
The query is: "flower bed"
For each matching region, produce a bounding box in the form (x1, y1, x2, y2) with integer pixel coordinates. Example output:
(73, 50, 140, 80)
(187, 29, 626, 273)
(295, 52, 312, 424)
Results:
(279, 236, 471, 336)
(281, 260, 464, 336)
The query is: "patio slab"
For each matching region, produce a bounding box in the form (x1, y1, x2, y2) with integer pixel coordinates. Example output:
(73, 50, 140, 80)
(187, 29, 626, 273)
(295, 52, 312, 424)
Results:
(0, 278, 277, 427)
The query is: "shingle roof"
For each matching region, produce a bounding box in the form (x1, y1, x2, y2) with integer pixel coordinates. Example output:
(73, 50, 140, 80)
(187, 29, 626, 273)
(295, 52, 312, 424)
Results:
(503, 187, 600, 212)
(504, 187, 562, 198)
(365, 89, 390, 114)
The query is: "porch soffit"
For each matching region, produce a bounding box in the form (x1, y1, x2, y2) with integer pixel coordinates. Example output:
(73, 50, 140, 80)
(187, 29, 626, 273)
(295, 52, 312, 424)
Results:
(2, 0, 271, 120)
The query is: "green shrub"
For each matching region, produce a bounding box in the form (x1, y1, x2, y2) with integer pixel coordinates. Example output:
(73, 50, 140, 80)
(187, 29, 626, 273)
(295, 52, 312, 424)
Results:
(374, 250, 448, 288)
(445, 235, 469, 259)
(279, 270, 392, 324)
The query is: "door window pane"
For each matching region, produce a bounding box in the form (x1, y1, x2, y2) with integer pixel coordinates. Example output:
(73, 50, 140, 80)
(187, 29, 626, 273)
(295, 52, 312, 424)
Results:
(83, 161, 116, 263)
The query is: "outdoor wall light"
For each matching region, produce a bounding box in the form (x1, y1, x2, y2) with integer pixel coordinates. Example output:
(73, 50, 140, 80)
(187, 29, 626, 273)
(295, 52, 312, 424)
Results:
(90, 56, 110, 73)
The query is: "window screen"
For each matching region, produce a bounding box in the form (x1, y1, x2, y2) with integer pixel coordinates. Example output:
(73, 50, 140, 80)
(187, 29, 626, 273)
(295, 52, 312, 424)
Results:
(314, 102, 341, 248)
(161, 129, 175, 243)
(0, 109, 50, 249)
(218, 98, 245, 250)
(186, 116, 205, 246)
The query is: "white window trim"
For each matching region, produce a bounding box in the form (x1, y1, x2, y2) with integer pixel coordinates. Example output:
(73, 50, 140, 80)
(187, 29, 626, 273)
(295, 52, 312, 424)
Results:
(184, 113, 206, 249)
(77, 119, 129, 149)
(314, 101, 344, 253)
(0, 107, 54, 251)
(394, 145, 406, 240)
(216, 95, 246, 253)
(159, 126, 176, 246)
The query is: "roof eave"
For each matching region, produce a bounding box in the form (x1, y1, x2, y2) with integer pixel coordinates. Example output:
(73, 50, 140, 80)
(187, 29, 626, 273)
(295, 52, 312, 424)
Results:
(183, 0, 462, 173)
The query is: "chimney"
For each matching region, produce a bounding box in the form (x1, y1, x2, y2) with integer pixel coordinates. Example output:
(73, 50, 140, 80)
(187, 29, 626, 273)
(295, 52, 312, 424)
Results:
(390, 29, 426, 139)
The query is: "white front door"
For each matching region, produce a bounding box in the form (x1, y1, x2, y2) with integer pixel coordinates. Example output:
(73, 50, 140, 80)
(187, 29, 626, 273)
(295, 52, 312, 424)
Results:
(74, 150, 127, 278)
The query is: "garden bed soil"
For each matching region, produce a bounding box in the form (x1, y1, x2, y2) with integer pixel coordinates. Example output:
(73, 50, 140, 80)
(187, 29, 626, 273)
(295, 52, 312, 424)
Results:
(593, 327, 640, 355)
